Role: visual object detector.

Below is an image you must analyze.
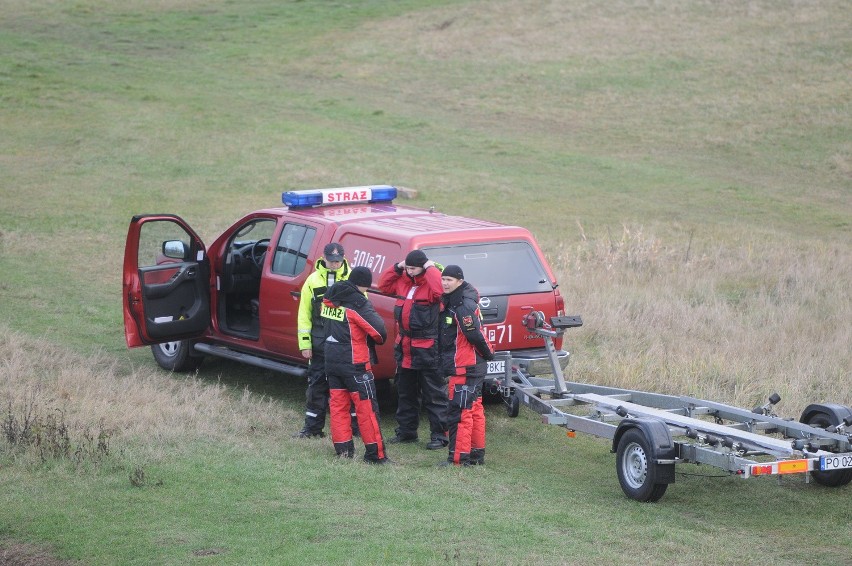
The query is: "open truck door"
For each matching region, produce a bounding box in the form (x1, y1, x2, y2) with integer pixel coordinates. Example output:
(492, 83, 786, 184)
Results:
(122, 214, 210, 348)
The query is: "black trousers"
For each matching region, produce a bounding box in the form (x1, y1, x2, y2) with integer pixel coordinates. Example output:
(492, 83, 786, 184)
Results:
(394, 366, 448, 441)
(302, 351, 330, 434)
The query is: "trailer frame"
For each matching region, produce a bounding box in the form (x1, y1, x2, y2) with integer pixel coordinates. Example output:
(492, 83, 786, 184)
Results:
(495, 311, 852, 502)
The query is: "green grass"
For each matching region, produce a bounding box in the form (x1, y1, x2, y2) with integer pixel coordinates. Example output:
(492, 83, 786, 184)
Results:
(2, 357, 848, 565)
(1, 0, 850, 563)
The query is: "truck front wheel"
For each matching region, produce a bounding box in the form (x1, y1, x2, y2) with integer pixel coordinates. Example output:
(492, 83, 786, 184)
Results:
(151, 340, 204, 372)
(616, 428, 669, 502)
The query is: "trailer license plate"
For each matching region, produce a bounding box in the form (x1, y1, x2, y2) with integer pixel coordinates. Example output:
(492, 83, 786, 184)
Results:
(487, 360, 505, 375)
(819, 453, 852, 471)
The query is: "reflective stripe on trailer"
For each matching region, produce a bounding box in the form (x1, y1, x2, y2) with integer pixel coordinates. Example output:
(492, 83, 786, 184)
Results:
(747, 451, 852, 477)
(746, 457, 832, 478)
(747, 458, 811, 477)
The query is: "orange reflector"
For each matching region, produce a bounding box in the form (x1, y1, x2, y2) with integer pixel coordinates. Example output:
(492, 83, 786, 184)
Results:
(566, 430, 576, 438)
(777, 459, 808, 474)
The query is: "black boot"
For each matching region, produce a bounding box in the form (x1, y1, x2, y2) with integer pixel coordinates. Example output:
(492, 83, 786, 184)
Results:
(334, 440, 355, 458)
(363, 442, 384, 464)
(437, 450, 455, 467)
(470, 448, 485, 466)
(292, 428, 324, 439)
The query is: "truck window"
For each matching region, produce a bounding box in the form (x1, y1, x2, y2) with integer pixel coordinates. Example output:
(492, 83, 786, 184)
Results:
(272, 223, 316, 276)
(137, 220, 193, 268)
(424, 242, 552, 295)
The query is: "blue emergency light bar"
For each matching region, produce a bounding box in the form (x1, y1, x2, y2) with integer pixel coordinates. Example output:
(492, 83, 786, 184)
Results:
(282, 185, 397, 208)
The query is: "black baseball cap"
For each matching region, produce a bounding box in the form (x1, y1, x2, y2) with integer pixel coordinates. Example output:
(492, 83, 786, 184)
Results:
(323, 243, 345, 262)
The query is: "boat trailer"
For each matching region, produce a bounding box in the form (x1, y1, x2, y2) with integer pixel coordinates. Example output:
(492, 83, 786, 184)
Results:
(495, 310, 852, 502)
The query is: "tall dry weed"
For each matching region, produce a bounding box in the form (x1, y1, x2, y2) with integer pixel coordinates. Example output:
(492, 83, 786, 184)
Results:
(0, 330, 296, 463)
(555, 224, 851, 416)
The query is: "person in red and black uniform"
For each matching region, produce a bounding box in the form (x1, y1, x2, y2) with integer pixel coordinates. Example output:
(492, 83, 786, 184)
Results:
(378, 250, 449, 450)
(322, 266, 389, 463)
(438, 265, 494, 466)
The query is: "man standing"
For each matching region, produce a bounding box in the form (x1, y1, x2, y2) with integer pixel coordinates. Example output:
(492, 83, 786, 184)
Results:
(378, 249, 448, 449)
(438, 265, 494, 466)
(322, 266, 389, 463)
(293, 243, 355, 439)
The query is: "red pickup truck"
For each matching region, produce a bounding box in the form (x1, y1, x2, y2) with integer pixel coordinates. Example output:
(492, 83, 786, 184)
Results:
(122, 185, 569, 389)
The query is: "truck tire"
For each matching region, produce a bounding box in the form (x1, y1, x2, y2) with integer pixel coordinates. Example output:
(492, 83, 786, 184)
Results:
(802, 411, 852, 488)
(616, 428, 669, 502)
(151, 340, 204, 372)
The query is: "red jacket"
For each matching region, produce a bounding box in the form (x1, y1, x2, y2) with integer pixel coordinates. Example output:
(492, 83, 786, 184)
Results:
(378, 263, 443, 369)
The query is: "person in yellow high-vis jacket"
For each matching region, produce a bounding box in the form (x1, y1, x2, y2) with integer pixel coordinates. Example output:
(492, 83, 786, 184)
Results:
(293, 243, 356, 438)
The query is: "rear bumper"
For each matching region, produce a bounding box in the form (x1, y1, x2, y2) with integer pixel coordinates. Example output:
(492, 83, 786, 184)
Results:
(485, 348, 569, 378)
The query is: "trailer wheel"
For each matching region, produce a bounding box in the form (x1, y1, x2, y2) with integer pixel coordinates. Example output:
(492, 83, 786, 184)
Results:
(151, 340, 204, 372)
(802, 411, 852, 488)
(616, 429, 669, 502)
(505, 391, 520, 418)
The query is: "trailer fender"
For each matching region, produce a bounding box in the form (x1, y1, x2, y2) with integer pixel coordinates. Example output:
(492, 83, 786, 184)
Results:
(612, 419, 677, 484)
(799, 403, 852, 429)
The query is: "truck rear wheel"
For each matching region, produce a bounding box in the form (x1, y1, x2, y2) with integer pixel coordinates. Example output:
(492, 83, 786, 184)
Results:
(616, 428, 669, 502)
(803, 411, 852, 487)
(151, 340, 204, 372)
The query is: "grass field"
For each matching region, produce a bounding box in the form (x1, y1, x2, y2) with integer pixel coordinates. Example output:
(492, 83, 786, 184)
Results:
(1, 0, 850, 564)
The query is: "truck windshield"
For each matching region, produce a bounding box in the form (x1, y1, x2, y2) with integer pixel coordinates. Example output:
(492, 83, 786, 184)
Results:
(425, 241, 552, 295)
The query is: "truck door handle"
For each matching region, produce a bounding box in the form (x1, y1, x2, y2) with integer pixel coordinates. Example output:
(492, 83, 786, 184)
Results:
(145, 264, 198, 299)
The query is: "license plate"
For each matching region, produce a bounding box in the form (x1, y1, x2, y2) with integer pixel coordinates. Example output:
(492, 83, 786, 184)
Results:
(487, 360, 506, 375)
(819, 452, 852, 471)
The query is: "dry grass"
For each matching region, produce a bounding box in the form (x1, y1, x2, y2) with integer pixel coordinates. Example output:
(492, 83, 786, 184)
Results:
(556, 226, 851, 415)
(0, 329, 295, 464)
(0, 539, 77, 566)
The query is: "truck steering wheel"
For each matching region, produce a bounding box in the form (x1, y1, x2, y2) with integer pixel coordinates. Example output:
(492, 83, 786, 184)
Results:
(250, 238, 270, 269)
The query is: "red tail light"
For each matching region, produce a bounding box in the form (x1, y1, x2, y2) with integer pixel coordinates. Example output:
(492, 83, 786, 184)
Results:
(555, 289, 565, 316)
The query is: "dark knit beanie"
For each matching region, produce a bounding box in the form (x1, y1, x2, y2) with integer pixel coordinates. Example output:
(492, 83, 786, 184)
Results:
(405, 249, 428, 268)
(349, 266, 373, 288)
(441, 264, 464, 280)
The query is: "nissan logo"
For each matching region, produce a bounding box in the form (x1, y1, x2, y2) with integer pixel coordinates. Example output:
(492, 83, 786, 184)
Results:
(479, 296, 491, 309)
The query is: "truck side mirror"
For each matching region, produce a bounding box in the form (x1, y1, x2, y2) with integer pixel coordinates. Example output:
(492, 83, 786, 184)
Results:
(162, 240, 189, 260)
